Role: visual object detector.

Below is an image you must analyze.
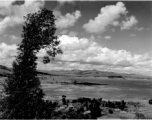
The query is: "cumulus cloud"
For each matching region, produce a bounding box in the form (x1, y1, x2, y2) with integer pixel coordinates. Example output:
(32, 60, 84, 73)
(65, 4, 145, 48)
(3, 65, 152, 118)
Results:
(56, 35, 152, 75)
(0, 35, 152, 75)
(112, 21, 120, 27)
(121, 16, 138, 30)
(104, 36, 111, 39)
(83, 2, 127, 33)
(56, 35, 150, 66)
(0, 43, 17, 57)
(0, 0, 16, 8)
(0, 0, 45, 34)
(83, 2, 138, 33)
(0, 43, 17, 67)
(54, 10, 81, 29)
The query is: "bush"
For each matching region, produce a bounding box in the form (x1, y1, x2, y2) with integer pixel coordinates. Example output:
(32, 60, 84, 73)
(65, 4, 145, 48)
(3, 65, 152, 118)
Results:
(135, 112, 147, 119)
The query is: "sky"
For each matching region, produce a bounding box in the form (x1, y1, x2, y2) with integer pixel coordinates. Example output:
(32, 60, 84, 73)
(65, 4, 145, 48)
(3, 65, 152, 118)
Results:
(0, 0, 152, 76)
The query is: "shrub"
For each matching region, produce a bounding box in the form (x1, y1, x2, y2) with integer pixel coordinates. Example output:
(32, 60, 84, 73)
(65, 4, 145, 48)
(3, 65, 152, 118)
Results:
(135, 112, 147, 119)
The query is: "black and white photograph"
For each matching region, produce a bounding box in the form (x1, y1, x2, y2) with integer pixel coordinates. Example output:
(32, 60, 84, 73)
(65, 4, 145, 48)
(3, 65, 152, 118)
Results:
(0, 0, 151, 119)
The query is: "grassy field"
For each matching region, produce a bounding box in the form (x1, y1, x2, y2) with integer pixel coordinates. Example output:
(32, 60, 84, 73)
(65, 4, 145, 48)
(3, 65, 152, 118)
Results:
(41, 76, 152, 100)
(0, 75, 152, 118)
(0, 75, 151, 101)
(41, 76, 152, 118)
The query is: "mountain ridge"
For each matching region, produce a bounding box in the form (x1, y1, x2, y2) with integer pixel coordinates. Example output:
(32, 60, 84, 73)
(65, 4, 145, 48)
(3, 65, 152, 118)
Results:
(0, 65, 151, 80)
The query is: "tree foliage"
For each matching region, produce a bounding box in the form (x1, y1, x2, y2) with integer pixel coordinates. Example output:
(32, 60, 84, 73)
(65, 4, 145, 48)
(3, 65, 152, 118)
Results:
(1, 8, 62, 119)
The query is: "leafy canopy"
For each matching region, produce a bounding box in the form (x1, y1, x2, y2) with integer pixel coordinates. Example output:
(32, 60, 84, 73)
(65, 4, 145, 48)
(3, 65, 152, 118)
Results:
(1, 8, 62, 119)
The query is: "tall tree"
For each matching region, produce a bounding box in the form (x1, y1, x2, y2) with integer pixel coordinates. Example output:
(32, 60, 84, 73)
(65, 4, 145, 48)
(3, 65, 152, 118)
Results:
(1, 8, 62, 119)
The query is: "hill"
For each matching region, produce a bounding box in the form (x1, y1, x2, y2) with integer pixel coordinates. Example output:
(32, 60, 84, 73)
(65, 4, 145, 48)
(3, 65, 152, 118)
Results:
(0, 65, 151, 80)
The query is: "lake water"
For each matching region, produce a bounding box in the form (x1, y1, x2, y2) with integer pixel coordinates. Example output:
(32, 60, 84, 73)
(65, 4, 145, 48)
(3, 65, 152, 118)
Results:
(42, 78, 152, 101)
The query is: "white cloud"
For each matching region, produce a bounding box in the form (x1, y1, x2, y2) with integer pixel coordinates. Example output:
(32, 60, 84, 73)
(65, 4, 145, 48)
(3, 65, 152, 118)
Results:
(0, 35, 152, 76)
(56, 35, 152, 75)
(0, 0, 16, 9)
(57, 35, 146, 66)
(83, 2, 128, 33)
(0, 43, 17, 57)
(104, 36, 111, 39)
(0, 0, 45, 34)
(112, 21, 120, 26)
(54, 10, 81, 29)
(0, 43, 17, 67)
(121, 15, 138, 30)
(83, 2, 138, 33)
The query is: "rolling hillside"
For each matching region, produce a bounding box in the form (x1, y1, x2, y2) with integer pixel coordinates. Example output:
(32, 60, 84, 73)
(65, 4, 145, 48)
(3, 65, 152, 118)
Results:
(0, 65, 151, 80)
